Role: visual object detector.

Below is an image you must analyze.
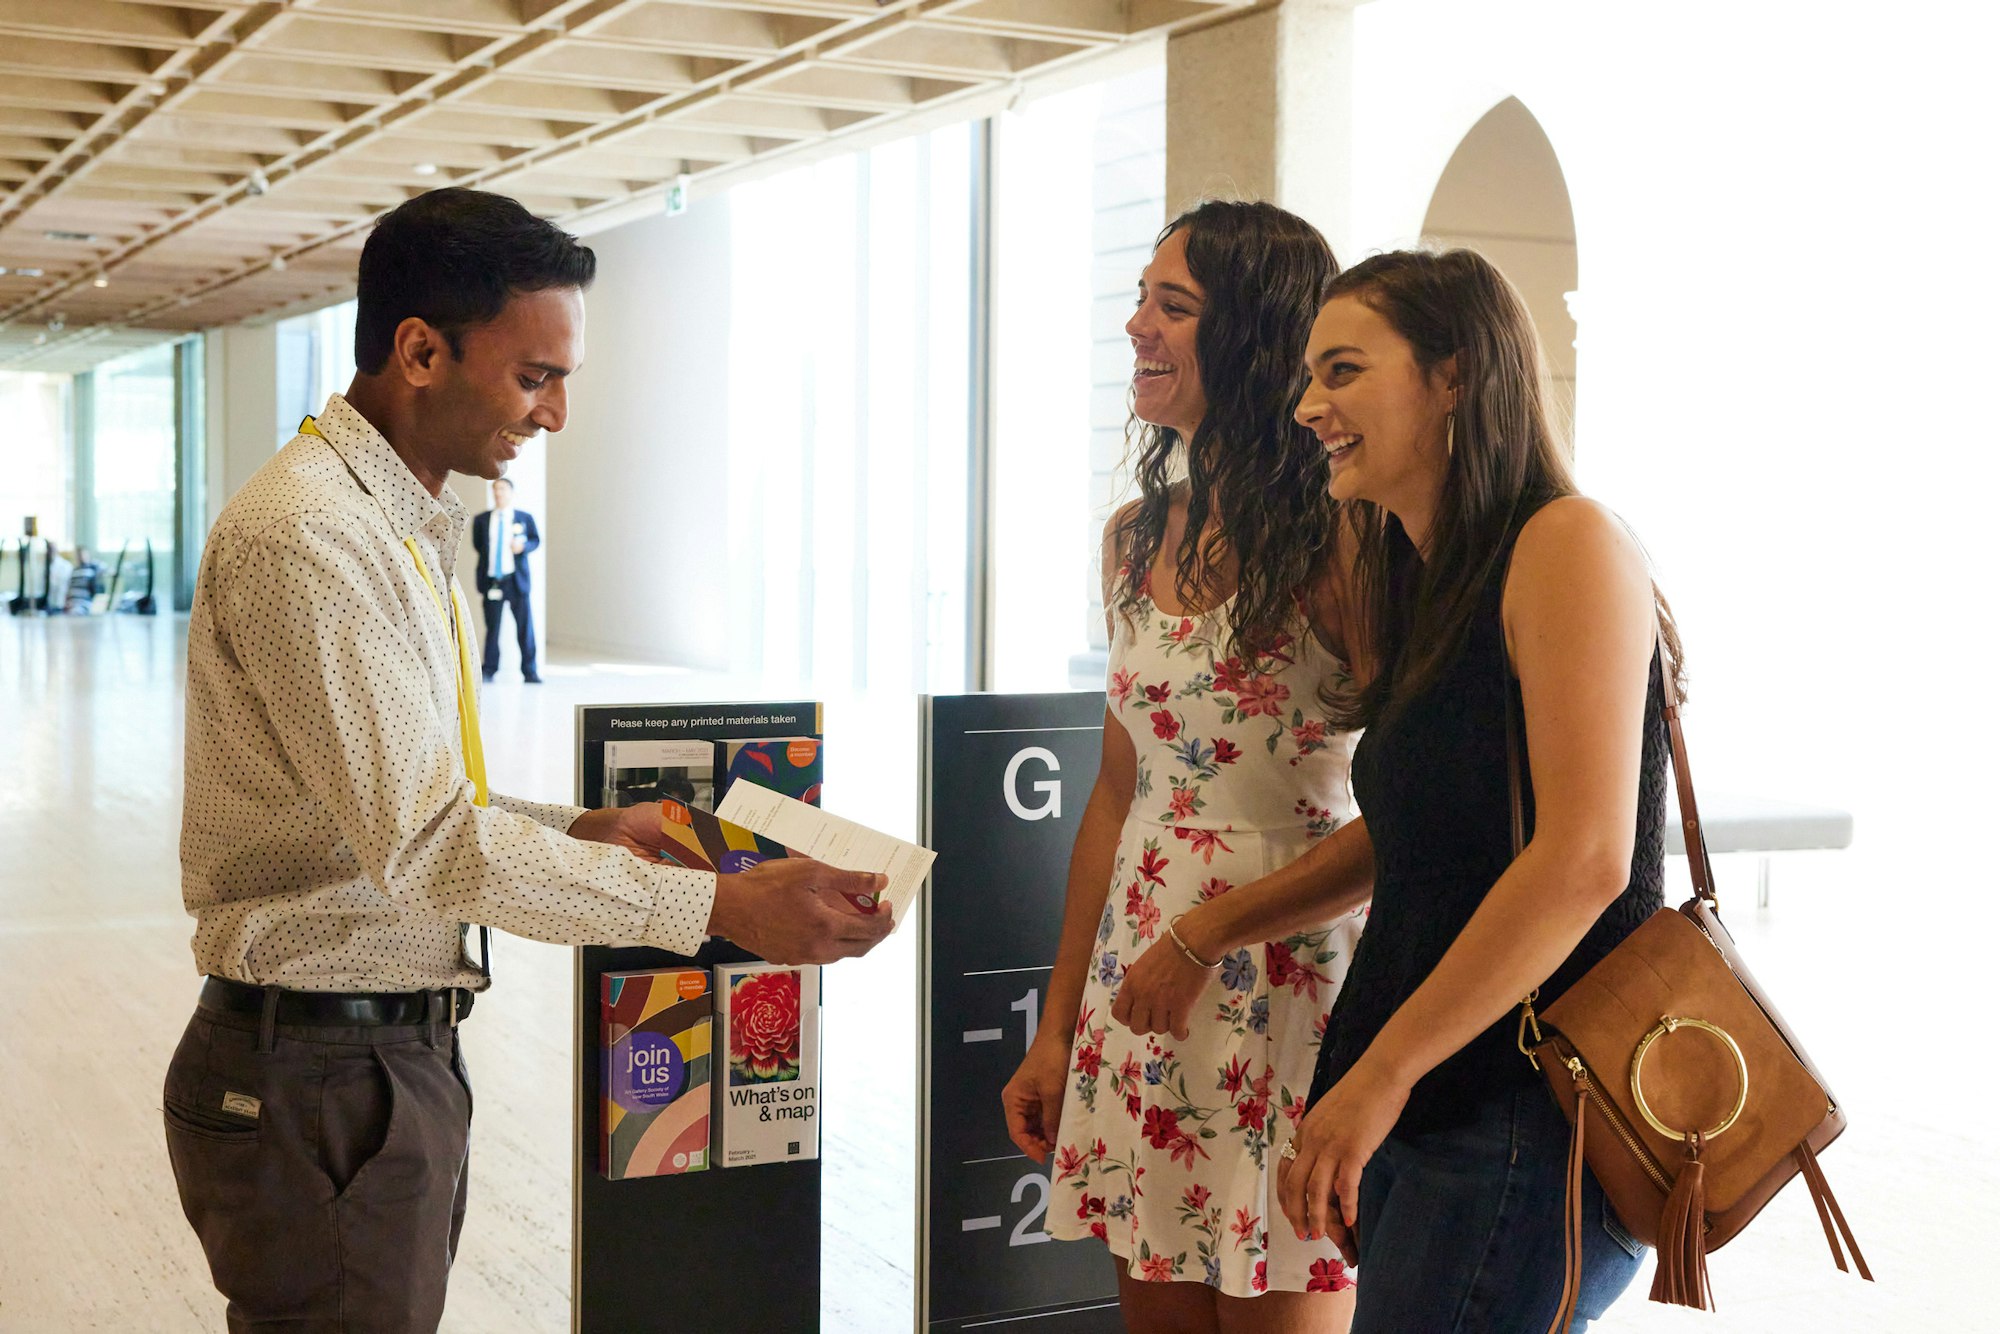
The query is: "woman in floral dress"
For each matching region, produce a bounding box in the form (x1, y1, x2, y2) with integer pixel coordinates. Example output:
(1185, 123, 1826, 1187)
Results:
(1002, 200, 1365, 1332)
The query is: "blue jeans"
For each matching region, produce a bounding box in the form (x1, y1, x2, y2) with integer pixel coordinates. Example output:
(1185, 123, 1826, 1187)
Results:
(1352, 1085, 1645, 1333)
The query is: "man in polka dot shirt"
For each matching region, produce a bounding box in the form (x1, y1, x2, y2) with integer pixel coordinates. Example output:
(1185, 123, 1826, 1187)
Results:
(165, 188, 891, 1329)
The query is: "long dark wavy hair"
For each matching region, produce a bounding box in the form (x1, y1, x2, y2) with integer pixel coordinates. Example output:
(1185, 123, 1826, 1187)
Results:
(1323, 248, 1683, 730)
(1112, 200, 1340, 656)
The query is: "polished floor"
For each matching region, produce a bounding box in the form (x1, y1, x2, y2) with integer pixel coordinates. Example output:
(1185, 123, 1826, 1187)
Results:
(0, 612, 918, 1332)
(0, 612, 1986, 1331)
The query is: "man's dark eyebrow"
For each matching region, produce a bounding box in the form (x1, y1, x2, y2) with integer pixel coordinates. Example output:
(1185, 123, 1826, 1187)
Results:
(523, 361, 574, 377)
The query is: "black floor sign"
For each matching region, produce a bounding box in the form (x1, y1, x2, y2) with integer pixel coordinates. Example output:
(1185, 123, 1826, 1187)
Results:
(919, 693, 1122, 1333)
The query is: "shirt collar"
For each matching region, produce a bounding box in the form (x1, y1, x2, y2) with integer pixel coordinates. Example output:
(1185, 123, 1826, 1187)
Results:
(313, 393, 463, 542)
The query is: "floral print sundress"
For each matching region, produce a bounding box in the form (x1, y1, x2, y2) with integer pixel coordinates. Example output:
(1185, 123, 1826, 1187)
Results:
(1045, 584, 1366, 1297)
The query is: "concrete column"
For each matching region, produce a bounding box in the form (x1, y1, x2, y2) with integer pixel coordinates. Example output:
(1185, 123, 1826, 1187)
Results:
(1165, 0, 1363, 259)
(204, 322, 280, 525)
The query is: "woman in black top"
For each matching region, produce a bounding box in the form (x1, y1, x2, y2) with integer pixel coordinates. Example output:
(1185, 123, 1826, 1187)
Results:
(1111, 248, 1675, 1331)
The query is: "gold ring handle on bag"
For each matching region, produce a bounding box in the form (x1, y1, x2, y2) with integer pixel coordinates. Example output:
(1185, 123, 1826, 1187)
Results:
(1629, 1015, 1750, 1141)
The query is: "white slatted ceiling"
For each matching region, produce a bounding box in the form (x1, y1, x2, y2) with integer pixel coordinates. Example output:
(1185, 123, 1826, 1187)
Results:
(0, 0, 1246, 373)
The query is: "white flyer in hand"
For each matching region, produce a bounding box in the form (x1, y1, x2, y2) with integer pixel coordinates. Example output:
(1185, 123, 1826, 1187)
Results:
(714, 780, 934, 928)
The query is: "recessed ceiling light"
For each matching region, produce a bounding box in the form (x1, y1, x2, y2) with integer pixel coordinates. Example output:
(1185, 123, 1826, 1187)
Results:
(92, 276, 109, 288)
(145, 81, 168, 98)
(44, 229, 96, 243)
(413, 162, 439, 176)
(270, 255, 287, 272)
(16, 266, 43, 277)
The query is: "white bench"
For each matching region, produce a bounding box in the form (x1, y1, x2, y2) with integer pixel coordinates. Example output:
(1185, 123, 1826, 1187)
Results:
(1666, 792, 1853, 908)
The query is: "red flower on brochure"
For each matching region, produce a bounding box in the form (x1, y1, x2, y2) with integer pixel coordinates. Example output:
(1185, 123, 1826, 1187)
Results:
(728, 969, 802, 1083)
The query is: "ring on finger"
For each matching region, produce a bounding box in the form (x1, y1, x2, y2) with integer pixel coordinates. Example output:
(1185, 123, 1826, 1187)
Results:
(1280, 1139, 1299, 1161)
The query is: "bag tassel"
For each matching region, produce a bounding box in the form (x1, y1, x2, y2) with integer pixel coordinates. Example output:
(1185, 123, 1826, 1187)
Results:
(1649, 1132, 1714, 1311)
(1545, 1078, 1588, 1334)
(1794, 1143, 1873, 1282)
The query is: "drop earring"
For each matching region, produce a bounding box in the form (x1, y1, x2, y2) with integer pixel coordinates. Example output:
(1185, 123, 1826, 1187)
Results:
(1446, 408, 1456, 459)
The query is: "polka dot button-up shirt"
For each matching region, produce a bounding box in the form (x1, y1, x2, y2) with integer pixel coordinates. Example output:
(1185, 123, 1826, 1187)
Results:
(181, 393, 715, 991)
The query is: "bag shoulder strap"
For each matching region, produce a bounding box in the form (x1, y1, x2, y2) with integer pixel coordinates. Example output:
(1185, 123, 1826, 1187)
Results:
(1654, 636, 1717, 906)
(1502, 593, 1717, 912)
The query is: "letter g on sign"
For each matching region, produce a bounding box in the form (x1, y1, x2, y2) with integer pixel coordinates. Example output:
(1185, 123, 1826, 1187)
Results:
(1003, 747, 1061, 821)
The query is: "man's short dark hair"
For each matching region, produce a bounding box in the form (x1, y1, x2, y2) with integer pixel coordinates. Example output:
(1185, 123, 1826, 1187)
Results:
(354, 188, 596, 374)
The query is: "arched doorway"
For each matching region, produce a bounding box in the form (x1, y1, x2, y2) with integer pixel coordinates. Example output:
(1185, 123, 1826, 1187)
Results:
(1421, 98, 1579, 436)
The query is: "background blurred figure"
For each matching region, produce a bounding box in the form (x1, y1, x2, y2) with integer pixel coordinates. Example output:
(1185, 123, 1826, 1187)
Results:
(473, 475, 541, 682)
(60, 545, 102, 615)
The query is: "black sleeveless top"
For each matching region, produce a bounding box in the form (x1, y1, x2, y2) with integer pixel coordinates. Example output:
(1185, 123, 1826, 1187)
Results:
(1308, 521, 1669, 1133)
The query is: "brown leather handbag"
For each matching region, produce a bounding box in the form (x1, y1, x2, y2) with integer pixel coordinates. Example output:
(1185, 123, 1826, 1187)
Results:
(1511, 640, 1871, 1333)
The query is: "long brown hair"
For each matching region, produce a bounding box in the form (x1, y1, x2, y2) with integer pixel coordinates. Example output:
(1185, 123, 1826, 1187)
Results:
(1324, 248, 1682, 729)
(1113, 200, 1340, 655)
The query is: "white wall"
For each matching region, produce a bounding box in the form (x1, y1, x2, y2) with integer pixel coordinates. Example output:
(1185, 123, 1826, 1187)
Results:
(1420, 96, 1576, 413)
(1337, 0, 2000, 887)
(545, 200, 734, 668)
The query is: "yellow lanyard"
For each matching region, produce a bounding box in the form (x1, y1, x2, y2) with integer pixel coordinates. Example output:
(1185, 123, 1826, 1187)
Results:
(299, 415, 487, 807)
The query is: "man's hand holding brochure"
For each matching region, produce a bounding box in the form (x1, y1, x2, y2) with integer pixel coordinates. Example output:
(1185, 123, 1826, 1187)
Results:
(714, 782, 935, 929)
(643, 782, 934, 963)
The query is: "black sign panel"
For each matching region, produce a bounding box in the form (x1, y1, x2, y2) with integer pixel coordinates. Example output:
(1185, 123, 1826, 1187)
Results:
(573, 701, 823, 1334)
(919, 693, 1121, 1333)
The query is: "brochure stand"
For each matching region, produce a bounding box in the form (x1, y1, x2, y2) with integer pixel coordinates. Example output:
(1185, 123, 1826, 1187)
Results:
(573, 700, 824, 1333)
(917, 693, 1122, 1332)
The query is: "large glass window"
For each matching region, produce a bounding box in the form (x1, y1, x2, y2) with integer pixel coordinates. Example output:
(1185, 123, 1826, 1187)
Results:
(0, 372, 72, 549)
(704, 64, 1163, 696)
(277, 299, 358, 435)
(89, 343, 180, 573)
(725, 124, 975, 697)
(989, 64, 1166, 692)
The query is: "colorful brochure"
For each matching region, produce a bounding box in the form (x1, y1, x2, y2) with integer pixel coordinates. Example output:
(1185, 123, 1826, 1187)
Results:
(713, 962, 822, 1168)
(719, 737, 823, 807)
(601, 968, 712, 1179)
(655, 800, 792, 875)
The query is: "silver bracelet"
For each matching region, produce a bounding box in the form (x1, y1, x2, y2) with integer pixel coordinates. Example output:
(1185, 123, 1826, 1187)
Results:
(1167, 913, 1222, 970)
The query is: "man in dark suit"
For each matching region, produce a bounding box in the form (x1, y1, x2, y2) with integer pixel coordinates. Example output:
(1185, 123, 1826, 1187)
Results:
(471, 477, 541, 682)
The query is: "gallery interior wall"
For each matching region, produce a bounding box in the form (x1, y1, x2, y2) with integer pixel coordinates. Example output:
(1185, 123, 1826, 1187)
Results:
(543, 200, 736, 671)
(1339, 0, 1999, 914)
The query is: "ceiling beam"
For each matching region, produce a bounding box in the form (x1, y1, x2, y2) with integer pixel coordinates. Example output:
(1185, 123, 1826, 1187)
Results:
(0, 0, 1248, 365)
(0, 0, 652, 352)
(0, 1, 209, 49)
(0, 5, 280, 242)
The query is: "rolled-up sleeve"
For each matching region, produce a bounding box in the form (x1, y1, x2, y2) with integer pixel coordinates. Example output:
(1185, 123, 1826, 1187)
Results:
(490, 792, 585, 832)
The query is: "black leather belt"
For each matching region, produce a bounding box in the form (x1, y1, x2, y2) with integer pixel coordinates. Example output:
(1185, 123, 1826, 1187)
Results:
(200, 975, 476, 1027)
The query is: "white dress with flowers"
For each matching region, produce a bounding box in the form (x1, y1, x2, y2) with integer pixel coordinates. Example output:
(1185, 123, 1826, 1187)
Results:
(1045, 587, 1366, 1298)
